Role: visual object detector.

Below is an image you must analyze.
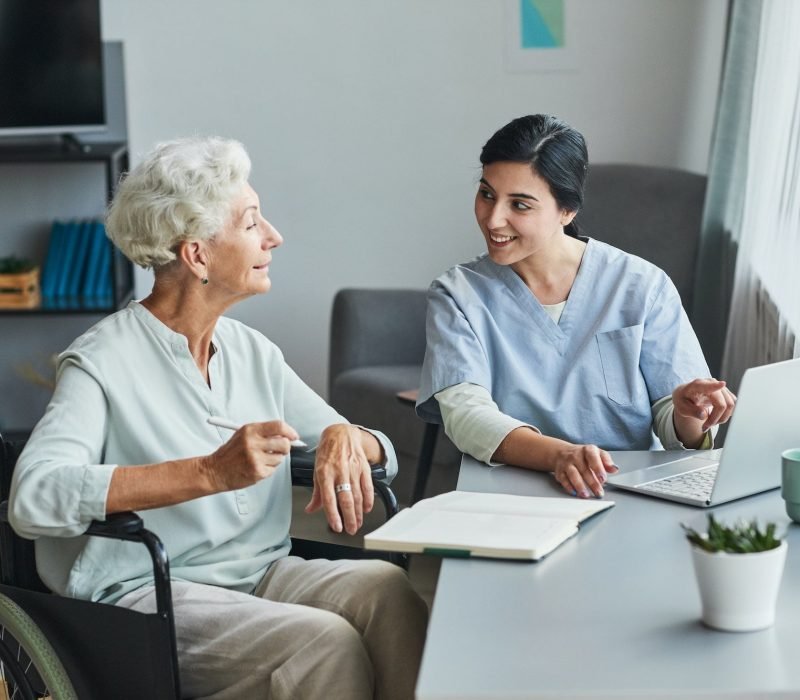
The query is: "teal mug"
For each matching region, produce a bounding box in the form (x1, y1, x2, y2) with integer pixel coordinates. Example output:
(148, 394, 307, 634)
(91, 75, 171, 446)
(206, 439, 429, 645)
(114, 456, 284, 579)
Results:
(781, 448, 800, 523)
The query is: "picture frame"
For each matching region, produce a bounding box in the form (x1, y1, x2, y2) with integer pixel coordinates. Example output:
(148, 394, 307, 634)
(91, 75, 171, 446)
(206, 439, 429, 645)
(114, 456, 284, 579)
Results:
(504, 0, 579, 73)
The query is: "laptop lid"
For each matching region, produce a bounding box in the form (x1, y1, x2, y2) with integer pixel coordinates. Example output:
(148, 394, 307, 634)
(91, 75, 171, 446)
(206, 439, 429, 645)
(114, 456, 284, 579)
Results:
(709, 356, 800, 504)
(607, 357, 800, 506)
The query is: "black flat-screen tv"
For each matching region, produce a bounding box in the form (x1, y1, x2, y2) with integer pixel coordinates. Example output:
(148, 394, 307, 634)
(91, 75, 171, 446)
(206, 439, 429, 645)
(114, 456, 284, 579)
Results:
(0, 0, 106, 138)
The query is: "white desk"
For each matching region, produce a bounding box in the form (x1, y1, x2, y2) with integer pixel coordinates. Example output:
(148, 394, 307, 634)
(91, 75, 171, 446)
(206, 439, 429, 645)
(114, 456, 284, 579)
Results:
(416, 452, 800, 700)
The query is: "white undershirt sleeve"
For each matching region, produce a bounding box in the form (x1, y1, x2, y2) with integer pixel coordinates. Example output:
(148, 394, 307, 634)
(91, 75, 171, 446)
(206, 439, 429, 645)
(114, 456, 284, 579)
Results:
(652, 395, 716, 449)
(434, 382, 540, 466)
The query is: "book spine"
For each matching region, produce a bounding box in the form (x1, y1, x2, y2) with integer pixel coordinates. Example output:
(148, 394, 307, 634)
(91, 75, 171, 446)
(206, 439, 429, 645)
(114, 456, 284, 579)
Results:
(66, 220, 92, 306)
(40, 220, 65, 307)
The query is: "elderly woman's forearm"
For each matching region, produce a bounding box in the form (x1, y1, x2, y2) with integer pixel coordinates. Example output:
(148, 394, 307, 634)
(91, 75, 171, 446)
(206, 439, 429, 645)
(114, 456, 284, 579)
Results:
(106, 458, 216, 514)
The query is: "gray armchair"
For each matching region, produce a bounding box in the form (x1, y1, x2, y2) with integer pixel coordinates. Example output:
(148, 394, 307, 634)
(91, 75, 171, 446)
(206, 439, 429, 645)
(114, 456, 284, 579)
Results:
(329, 289, 460, 505)
(328, 165, 708, 504)
(575, 164, 706, 315)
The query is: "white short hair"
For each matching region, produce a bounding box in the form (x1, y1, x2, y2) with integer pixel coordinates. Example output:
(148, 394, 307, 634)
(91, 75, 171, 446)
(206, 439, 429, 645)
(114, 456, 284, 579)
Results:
(106, 136, 252, 269)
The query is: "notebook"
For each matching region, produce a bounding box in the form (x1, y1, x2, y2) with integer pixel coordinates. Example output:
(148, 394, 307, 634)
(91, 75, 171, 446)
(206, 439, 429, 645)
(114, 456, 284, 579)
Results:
(363, 490, 614, 560)
(607, 356, 800, 506)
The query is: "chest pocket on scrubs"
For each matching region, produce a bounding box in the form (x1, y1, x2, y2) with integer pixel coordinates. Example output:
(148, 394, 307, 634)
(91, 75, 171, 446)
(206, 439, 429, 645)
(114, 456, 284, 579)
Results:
(595, 324, 644, 406)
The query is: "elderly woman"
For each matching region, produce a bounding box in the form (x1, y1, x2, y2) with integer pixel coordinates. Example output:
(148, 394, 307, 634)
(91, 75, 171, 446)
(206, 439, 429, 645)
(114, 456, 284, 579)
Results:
(10, 136, 427, 700)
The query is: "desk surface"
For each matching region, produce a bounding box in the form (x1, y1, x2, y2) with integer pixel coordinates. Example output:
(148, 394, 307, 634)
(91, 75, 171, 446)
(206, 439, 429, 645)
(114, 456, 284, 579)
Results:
(416, 452, 800, 700)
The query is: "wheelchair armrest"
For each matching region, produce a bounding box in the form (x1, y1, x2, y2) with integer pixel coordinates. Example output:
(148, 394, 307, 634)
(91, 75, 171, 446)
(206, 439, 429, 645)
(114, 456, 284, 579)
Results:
(86, 511, 144, 537)
(290, 449, 396, 518)
(84, 512, 173, 634)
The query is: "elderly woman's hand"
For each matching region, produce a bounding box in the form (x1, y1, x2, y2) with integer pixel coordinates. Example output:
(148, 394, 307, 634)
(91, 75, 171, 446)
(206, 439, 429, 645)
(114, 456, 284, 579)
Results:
(305, 424, 375, 535)
(202, 421, 299, 492)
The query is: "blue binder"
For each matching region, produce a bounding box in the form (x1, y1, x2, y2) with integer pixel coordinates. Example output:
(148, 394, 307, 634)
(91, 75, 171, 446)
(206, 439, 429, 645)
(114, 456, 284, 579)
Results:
(82, 221, 108, 308)
(66, 221, 93, 306)
(52, 220, 82, 307)
(40, 220, 66, 306)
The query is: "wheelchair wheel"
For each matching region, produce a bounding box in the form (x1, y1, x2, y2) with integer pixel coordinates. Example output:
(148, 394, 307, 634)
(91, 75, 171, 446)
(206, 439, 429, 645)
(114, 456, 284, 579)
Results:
(0, 593, 77, 700)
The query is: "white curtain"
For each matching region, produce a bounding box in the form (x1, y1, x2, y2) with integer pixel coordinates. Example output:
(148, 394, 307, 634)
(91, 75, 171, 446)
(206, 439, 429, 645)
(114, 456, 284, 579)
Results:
(721, 0, 800, 390)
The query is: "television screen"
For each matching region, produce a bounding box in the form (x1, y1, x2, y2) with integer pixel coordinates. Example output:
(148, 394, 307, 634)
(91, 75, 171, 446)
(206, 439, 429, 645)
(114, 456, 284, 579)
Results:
(0, 0, 105, 137)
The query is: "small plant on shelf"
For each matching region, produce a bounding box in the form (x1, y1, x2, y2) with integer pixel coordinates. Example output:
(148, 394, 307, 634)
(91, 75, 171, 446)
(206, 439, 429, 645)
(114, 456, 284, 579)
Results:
(683, 514, 782, 554)
(0, 255, 35, 274)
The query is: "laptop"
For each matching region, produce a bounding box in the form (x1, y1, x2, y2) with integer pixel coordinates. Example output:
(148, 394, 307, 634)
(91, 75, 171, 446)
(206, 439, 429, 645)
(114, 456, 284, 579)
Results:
(607, 356, 800, 507)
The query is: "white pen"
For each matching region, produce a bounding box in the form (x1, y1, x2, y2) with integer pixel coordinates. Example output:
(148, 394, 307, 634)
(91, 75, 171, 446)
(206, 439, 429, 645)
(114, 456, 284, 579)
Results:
(207, 416, 308, 448)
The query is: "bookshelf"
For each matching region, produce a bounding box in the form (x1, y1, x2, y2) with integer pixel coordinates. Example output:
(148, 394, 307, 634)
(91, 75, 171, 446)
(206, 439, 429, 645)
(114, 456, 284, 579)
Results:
(0, 140, 133, 315)
(0, 42, 132, 432)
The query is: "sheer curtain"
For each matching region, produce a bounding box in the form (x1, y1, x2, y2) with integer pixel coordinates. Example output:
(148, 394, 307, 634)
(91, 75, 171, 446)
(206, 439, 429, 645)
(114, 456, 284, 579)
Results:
(692, 0, 761, 377)
(718, 0, 800, 390)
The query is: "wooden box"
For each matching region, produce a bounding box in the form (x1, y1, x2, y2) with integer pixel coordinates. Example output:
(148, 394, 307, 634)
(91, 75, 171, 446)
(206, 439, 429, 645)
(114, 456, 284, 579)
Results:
(0, 267, 40, 309)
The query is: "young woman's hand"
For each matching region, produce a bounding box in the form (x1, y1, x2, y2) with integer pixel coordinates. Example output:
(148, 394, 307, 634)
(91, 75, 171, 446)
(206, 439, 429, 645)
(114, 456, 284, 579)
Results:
(672, 379, 736, 432)
(672, 378, 736, 448)
(552, 444, 618, 498)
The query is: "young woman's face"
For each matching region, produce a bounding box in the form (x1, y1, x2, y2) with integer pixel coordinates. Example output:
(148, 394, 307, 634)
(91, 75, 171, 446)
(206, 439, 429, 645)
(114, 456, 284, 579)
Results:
(208, 183, 283, 299)
(474, 161, 574, 266)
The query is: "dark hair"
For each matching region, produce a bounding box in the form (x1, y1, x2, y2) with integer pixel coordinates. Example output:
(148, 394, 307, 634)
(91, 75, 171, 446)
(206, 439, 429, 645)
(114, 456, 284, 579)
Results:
(479, 114, 588, 238)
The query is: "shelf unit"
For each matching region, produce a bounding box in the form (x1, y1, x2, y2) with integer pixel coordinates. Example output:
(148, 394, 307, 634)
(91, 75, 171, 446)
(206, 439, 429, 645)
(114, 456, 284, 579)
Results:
(0, 140, 133, 315)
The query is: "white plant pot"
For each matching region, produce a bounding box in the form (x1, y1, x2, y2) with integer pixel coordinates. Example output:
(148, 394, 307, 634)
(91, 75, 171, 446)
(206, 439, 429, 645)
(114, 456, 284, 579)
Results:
(690, 540, 788, 632)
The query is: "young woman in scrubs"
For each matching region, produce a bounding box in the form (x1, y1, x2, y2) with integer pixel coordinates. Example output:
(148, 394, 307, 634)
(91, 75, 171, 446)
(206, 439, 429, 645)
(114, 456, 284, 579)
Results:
(417, 114, 735, 500)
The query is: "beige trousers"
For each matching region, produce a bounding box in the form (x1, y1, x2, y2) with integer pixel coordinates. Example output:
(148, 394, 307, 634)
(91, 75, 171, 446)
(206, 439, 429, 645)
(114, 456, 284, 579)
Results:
(116, 556, 428, 700)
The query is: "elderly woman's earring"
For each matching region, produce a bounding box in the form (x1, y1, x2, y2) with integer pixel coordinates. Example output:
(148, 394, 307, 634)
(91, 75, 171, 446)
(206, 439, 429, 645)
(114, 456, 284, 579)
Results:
(201, 277, 209, 285)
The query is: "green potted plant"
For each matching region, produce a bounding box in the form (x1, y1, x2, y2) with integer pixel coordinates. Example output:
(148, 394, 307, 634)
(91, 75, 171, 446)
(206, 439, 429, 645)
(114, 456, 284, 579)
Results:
(0, 255, 35, 275)
(683, 515, 787, 632)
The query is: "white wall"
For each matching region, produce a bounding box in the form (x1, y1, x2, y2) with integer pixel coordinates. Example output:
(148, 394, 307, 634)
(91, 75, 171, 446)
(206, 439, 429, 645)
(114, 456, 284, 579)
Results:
(97, 0, 727, 397)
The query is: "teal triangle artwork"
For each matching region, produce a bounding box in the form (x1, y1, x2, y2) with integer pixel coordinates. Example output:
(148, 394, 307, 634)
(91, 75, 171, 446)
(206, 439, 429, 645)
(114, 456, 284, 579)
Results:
(520, 0, 565, 49)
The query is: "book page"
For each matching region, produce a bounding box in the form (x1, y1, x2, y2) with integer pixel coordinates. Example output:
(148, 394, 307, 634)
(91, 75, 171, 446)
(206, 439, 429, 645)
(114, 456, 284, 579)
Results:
(415, 490, 613, 522)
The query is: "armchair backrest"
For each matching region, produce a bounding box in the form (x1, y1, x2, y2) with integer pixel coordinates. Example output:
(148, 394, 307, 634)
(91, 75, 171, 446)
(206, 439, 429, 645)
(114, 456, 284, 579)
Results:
(575, 163, 706, 315)
(329, 288, 428, 396)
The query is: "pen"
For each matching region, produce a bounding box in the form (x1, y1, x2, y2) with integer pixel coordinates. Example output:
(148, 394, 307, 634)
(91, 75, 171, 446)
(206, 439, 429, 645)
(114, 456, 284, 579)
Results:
(207, 416, 308, 448)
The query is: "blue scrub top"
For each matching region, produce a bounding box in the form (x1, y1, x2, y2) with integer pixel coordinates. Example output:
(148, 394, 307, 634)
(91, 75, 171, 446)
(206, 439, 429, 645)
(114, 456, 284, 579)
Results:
(416, 238, 710, 450)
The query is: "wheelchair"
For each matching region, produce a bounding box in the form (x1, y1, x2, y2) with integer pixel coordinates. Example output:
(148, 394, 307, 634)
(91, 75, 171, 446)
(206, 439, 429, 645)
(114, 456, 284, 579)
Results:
(0, 433, 402, 699)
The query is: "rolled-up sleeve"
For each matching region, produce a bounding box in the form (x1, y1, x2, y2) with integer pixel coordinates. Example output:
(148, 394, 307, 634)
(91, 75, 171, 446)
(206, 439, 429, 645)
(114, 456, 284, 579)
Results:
(9, 358, 116, 539)
(436, 382, 539, 465)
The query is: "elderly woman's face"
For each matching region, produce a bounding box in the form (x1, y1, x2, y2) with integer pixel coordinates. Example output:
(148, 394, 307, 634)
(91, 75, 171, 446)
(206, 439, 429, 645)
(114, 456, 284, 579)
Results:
(206, 183, 283, 298)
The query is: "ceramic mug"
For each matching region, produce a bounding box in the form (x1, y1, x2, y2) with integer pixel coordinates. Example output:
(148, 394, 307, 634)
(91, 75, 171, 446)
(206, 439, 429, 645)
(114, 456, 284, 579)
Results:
(781, 448, 800, 523)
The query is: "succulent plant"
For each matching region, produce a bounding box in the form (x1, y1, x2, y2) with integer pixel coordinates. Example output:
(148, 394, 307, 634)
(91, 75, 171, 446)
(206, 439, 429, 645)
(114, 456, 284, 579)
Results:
(0, 256, 35, 274)
(683, 514, 782, 554)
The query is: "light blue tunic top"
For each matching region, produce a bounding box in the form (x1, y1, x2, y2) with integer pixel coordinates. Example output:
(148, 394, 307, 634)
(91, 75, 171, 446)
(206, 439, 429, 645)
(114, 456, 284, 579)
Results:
(10, 301, 397, 605)
(416, 238, 710, 451)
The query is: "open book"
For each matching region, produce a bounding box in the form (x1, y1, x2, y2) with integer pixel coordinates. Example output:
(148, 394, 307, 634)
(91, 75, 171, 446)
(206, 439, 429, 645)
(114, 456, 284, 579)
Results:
(364, 490, 614, 560)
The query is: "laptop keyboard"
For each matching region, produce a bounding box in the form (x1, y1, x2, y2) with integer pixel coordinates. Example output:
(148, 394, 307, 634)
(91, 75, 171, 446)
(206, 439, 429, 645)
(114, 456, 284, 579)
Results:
(634, 465, 719, 501)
